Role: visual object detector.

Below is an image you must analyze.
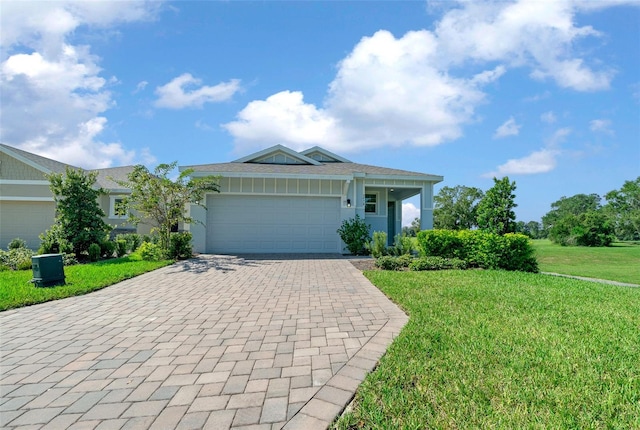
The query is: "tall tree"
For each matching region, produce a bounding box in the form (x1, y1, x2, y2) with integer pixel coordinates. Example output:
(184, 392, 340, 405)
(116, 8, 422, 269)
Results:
(48, 167, 112, 257)
(434, 185, 484, 230)
(477, 177, 517, 235)
(542, 193, 601, 233)
(115, 162, 220, 253)
(604, 177, 640, 240)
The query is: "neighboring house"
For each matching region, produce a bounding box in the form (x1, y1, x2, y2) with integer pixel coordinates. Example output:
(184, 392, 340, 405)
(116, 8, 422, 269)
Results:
(181, 145, 443, 254)
(0, 143, 144, 250)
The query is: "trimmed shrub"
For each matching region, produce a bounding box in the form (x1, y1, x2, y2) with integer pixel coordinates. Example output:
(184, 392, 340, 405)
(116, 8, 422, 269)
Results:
(409, 256, 468, 271)
(116, 239, 128, 257)
(367, 231, 388, 258)
(116, 233, 142, 252)
(88, 243, 101, 262)
(416, 230, 464, 259)
(137, 242, 165, 261)
(100, 240, 116, 258)
(375, 255, 413, 271)
(169, 232, 193, 260)
(337, 215, 371, 255)
(416, 229, 538, 272)
(8, 238, 27, 250)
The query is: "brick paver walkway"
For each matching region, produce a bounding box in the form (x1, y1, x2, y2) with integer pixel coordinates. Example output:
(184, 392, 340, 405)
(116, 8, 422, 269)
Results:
(1, 255, 407, 429)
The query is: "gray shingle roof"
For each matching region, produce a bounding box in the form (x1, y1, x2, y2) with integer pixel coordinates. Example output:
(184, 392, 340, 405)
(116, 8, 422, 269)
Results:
(0, 143, 78, 174)
(0, 143, 134, 191)
(183, 161, 442, 180)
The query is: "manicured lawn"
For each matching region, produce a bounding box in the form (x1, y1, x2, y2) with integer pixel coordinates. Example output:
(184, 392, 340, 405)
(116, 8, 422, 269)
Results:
(334, 270, 640, 429)
(0, 256, 173, 311)
(533, 239, 640, 284)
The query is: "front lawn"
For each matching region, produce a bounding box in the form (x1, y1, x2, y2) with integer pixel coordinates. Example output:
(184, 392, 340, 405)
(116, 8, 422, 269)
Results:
(335, 270, 640, 429)
(0, 256, 172, 311)
(533, 239, 640, 284)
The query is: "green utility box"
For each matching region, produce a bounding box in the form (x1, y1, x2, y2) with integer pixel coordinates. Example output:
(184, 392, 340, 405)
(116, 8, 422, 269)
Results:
(32, 254, 65, 287)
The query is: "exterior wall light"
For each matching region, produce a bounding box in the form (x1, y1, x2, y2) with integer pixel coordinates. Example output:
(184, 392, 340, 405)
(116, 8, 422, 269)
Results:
(347, 199, 351, 207)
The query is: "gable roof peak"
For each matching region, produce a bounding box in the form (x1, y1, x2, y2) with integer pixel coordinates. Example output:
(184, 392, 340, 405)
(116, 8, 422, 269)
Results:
(299, 146, 351, 163)
(232, 144, 321, 165)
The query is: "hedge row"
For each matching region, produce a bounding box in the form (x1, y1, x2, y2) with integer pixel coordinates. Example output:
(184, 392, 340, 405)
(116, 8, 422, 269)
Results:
(416, 229, 538, 272)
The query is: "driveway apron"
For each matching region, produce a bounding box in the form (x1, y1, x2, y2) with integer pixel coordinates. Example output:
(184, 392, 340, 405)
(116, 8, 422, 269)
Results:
(1, 256, 407, 429)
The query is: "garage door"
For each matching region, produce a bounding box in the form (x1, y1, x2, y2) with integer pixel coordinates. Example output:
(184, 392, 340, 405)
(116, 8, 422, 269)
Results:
(206, 195, 341, 253)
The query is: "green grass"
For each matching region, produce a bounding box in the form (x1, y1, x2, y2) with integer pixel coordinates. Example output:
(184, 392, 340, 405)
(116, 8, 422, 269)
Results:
(533, 239, 640, 284)
(334, 270, 640, 429)
(0, 256, 172, 311)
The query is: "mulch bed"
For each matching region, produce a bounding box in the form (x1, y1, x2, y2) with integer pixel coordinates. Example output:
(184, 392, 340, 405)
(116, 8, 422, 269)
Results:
(349, 258, 377, 271)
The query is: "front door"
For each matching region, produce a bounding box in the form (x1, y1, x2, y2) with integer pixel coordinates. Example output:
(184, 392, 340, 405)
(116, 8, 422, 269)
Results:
(387, 201, 396, 246)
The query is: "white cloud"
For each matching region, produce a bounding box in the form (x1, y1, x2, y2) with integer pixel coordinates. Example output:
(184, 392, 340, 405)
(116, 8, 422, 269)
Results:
(402, 202, 420, 227)
(154, 74, 241, 109)
(0, 1, 163, 168)
(225, 0, 626, 154)
(589, 119, 614, 135)
(225, 30, 487, 154)
(540, 111, 557, 124)
(133, 80, 148, 94)
(493, 117, 521, 139)
(484, 148, 560, 177)
(484, 127, 571, 177)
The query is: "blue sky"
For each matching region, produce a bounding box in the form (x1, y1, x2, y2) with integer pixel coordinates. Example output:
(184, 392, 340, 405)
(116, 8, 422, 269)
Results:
(2, 1, 638, 224)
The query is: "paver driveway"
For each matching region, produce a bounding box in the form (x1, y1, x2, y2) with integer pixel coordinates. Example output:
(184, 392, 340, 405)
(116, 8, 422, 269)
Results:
(1, 255, 407, 429)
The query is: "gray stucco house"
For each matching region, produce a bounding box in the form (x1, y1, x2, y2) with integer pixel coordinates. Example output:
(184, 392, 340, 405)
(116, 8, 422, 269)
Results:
(181, 145, 443, 254)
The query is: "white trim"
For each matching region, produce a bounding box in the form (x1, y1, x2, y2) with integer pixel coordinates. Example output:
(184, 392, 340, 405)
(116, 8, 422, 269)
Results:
(190, 171, 351, 181)
(109, 195, 128, 219)
(232, 144, 321, 165)
(0, 179, 50, 185)
(209, 192, 342, 198)
(364, 191, 379, 215)
(0, 196, 54, 201)
(299, 146, 352, 163)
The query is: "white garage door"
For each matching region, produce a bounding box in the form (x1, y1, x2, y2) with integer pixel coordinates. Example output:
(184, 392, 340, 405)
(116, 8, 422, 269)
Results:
(206, 195, 341, 253)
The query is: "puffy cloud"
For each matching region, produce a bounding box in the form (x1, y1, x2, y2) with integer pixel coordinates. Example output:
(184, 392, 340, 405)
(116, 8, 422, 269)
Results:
(154, 74, 241, 109)
(484, 127, 571, 177)
(0, 1, 163, 168)
(589, 119, 614, 135)
(540, 111, 557, 124)
(484, 149, 559, 177)
(225, 30, 487, 154)
(402, 202, 421, 227)
(226, 0, 626, 154)
(493, 117, 521, 139)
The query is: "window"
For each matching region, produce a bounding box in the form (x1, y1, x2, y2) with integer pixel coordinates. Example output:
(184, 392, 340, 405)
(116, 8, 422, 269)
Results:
(109, 196, 128, 219)
(365, 193, 377, 214)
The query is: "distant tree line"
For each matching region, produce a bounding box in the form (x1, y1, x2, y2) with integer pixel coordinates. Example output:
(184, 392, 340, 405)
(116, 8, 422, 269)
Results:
(432, 176, 639, 246)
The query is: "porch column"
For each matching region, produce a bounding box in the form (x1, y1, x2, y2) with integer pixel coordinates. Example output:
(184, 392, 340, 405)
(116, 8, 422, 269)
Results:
(420, 183, 434, 230)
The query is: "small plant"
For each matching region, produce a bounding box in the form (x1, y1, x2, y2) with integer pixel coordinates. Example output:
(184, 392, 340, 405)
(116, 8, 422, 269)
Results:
(38, 224, 73, 255)
(136, 242, 166, 261)
(8, 238, 27, 250)
(100, 240, 116, 258)
(367, 231, 388, 258)
(169, 231, 193, 260)
(62, 253, 78, 266)
(337, 215, 371, 255)
(388, 233, 413, 256)
(116, 239, 128, 257)
(88, 243, 101, 262)
(0, 247, 34, 271)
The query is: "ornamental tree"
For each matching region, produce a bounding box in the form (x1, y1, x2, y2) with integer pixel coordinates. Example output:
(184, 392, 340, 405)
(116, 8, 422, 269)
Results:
(48, 167, 112, 257)
(114, 162, 220, 254)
